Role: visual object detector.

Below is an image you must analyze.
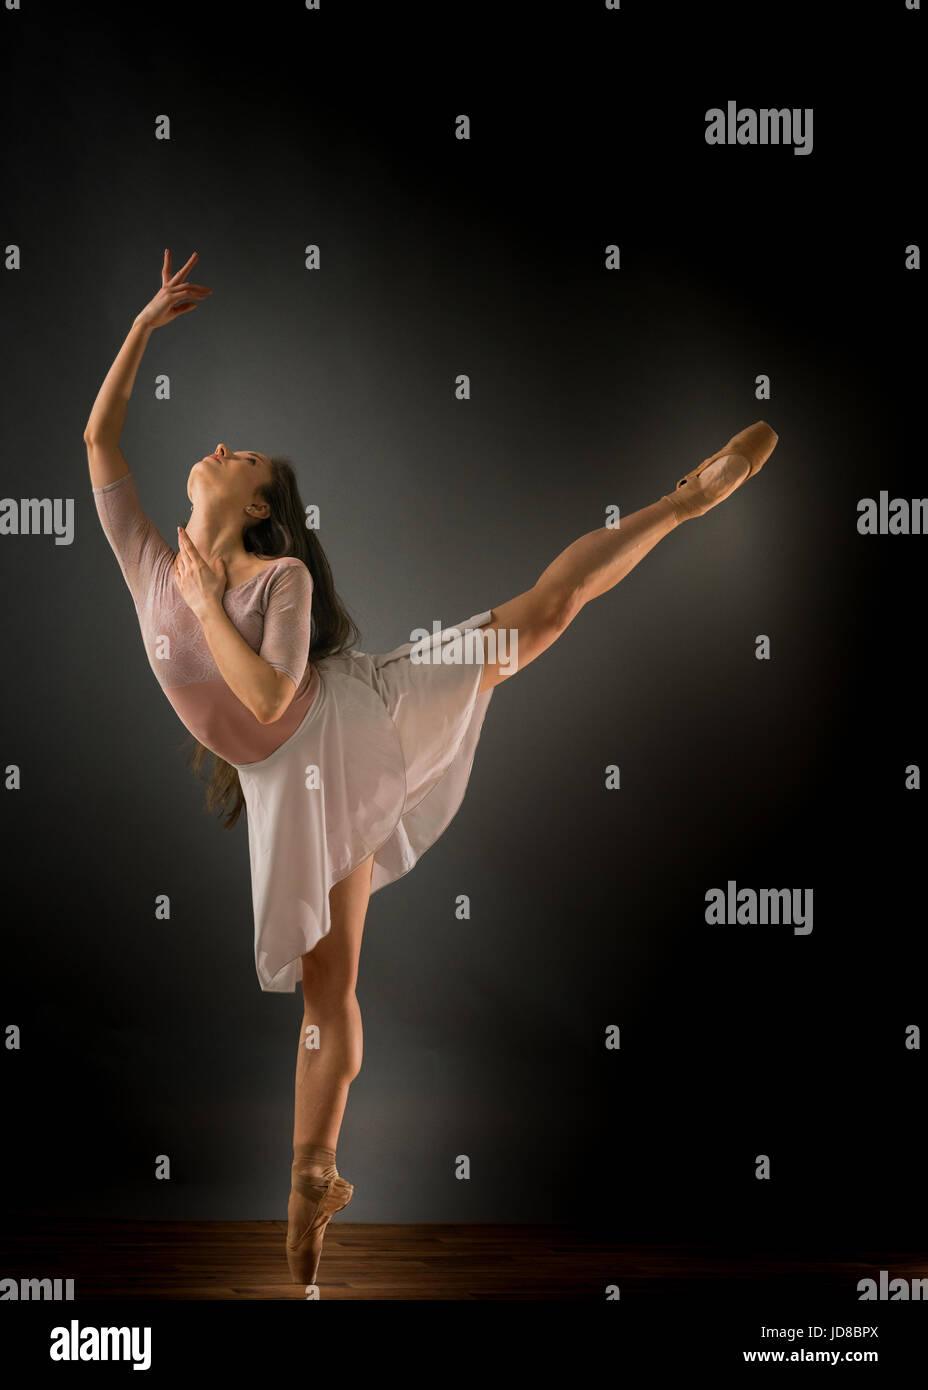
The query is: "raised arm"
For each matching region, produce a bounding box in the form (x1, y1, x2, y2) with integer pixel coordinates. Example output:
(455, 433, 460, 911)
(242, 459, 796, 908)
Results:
(83, 249, 212, 485)
(84, 317, 152, 488)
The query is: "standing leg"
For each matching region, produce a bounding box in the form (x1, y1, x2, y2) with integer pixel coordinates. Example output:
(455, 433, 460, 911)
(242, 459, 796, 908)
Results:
(286, 852, 375, 1285)
(293, 852, 374, 1150)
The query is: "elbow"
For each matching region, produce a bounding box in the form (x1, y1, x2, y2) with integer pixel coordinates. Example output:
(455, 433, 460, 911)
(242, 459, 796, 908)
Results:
(256, 679, 295, 725)
(255, 672, 295, 728)
(259, 672, 295, 728)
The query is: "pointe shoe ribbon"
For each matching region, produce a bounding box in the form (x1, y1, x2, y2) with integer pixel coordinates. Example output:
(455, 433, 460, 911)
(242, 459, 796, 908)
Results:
(286, 1171, 354, 1285)
(665, 420, 778, 522)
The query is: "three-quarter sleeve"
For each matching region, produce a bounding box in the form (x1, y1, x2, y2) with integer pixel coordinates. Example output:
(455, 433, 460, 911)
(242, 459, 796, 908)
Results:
(260, 559, 313, 685)
(92, 472, 174, 610)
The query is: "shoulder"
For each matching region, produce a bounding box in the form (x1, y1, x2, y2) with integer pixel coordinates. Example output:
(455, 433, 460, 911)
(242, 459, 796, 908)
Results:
(250, 555, 309, 580)
(264, 556, 313, 597)
(269, 556, 312, 583)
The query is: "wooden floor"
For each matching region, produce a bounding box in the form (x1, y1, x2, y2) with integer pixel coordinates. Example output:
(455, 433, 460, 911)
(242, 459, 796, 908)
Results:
(2, 1220, 925, 1300)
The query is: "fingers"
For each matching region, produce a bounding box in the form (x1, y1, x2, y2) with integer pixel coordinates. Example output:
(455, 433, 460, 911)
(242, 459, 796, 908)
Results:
(163, 249, 205, 288)
(167, 281, 211, 317)
(177, 525, 203, 561)
(168, 284, 212, 314)
(169, 250, 198, 285)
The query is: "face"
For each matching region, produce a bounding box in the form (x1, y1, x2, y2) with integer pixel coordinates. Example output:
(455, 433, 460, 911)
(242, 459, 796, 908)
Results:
(187, 444, 274, 520)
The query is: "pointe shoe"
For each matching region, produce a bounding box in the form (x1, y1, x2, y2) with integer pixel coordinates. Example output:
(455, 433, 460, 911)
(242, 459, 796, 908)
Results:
(664, 421, 779, 522)
(285, 1170, 354, 1286)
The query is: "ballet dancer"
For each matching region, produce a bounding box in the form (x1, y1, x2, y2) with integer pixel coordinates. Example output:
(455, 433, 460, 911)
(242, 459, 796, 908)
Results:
(84, 249, 778, 1288)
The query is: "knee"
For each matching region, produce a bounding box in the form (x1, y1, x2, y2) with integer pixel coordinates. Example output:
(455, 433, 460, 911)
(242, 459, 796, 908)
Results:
(301, 958, 358, 1011)
(301, 930, 359, 997)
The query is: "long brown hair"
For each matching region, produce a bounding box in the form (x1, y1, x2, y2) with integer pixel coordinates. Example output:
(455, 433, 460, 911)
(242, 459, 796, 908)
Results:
(186, 456, 360, 829)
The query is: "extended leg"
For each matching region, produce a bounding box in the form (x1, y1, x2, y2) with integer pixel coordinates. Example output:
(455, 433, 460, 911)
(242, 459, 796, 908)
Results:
(475, 426, 779, 695)
(476, 494, 680, 694)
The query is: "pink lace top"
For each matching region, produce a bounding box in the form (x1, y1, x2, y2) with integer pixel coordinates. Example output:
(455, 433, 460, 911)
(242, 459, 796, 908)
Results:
(93, 471, 320, 766)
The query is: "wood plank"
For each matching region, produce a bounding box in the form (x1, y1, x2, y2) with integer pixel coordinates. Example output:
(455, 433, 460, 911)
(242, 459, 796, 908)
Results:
(1, 1220, 924, 1300)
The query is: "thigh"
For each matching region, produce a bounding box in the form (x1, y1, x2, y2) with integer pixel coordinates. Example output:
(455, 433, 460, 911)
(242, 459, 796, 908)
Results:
(302, 853, 375, 996)
(476, 584, 579, 695)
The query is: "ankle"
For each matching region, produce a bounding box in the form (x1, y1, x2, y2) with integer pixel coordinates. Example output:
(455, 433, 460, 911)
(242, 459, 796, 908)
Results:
(292, 1141, 338, 1182)
(659, 493, 688, 527)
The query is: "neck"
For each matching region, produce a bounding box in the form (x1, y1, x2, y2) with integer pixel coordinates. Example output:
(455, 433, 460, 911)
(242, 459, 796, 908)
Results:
(184, 508, 251, 567)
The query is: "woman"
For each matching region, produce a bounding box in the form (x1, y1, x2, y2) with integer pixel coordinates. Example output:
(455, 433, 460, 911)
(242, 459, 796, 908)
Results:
(85, 248, 779, 1289)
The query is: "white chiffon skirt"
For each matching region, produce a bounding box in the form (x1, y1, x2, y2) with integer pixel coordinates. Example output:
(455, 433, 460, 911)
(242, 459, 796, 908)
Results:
(232, 611, 496, 992)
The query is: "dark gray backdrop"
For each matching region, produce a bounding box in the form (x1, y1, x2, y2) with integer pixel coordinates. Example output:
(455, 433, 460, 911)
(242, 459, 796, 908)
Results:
(1, 1, 923, 1244)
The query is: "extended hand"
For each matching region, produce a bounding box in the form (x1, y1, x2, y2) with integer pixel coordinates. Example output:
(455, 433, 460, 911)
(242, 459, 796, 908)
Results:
(174, 526, 228, 617)
(136, 249, 212, 330)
